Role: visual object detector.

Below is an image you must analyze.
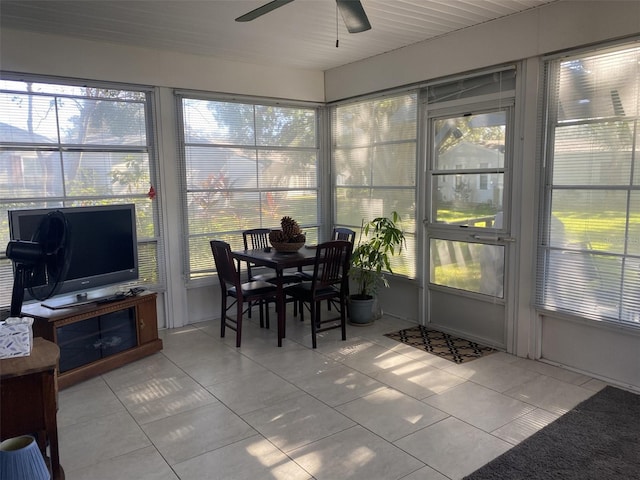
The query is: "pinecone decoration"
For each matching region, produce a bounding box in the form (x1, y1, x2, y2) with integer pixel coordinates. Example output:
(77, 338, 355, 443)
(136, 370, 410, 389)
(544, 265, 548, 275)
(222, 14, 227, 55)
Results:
(270, 216, 305, 243)
(269, 230, 286, 243)
(280, 216, 302, 240)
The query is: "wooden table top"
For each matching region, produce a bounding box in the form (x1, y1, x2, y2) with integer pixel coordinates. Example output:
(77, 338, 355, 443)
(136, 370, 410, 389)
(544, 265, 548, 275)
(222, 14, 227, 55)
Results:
(0, 337, 60, 379)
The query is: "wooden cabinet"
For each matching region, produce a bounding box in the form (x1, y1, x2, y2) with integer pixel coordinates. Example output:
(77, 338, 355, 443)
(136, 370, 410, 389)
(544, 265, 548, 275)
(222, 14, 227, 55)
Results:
(22, 292, 163, 390)
(1, 338, 64, 479)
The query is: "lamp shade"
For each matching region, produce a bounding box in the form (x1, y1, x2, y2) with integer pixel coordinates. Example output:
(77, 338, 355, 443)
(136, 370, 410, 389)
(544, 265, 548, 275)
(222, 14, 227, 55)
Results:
(0, 435, 50, 480)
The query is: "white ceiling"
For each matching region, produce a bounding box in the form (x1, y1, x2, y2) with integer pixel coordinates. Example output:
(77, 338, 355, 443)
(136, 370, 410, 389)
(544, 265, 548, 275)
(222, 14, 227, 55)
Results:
(0, 0, 557, 71)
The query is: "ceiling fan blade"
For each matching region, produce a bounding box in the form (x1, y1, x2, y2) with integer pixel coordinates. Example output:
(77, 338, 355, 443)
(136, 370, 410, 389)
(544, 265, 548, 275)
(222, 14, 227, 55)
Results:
(337, 0, 371, 33)
(235, 0, 295, 22)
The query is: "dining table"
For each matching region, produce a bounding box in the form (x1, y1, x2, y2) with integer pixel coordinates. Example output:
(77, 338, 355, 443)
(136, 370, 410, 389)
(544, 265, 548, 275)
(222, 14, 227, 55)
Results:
(231, 246, 318, 346)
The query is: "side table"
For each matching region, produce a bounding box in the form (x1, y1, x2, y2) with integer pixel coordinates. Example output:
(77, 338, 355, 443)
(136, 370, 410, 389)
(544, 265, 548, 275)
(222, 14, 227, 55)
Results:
(0, 337, 64, 479)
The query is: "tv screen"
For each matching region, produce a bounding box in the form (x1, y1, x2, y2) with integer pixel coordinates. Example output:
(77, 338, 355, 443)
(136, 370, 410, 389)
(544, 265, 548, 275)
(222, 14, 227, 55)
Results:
(9, 204, 138, 308)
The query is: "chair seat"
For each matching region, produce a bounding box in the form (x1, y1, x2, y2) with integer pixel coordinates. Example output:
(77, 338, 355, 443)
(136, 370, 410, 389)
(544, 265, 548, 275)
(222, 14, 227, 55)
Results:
(251, 273, 302, 285)
(295, 270, 313, 280)
(285, 282, 339, 300)
(228, 280, 278, 297)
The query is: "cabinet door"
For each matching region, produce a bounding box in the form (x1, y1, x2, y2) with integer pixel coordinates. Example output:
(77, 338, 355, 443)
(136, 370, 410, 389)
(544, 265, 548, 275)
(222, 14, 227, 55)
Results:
(56, 318, 102, 372)
(136, 296, 158, 345)
(99, 309, 137, 357)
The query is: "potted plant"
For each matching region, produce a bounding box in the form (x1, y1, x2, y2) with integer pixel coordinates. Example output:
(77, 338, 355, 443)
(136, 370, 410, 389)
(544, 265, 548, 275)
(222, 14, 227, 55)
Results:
(349, 211, 406, 325)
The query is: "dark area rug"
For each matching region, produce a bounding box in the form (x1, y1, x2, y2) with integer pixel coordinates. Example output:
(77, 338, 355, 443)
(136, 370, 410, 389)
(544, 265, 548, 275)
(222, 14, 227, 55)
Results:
(464, 386, 640, 480)
(384, 325, 495, 364)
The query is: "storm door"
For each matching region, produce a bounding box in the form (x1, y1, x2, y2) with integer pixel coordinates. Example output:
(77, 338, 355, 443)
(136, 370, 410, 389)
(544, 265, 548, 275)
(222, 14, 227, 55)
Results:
(424, 70, 516, 349)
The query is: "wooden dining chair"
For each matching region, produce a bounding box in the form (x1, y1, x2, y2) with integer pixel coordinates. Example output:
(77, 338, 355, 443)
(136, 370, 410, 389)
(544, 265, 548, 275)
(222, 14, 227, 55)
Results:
(210, 240, 279, 347)
(241, 228, 302, 326)
(333, 227, 356, 243)
(285, 240, 353, 348)
(297, 227, 355, 280)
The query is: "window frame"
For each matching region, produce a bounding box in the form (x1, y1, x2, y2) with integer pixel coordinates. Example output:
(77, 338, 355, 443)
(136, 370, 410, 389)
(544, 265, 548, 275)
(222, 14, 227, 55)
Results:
(536, 41, 640, 327)
(0, 73, 165, 307)
(175, 91, 323, 283)
(330, 91, 419, 280)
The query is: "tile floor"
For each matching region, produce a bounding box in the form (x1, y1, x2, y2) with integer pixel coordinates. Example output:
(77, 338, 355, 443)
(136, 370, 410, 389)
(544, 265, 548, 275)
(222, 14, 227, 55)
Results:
(57, 310, 607, 480)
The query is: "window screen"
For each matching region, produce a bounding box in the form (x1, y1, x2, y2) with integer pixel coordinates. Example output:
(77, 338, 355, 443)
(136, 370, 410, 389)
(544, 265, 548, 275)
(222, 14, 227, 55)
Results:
(0, 75, 164, 307)
(177, 96, 320, 280)
(331, 93, 418, 278)
(537, 43, 640, 325)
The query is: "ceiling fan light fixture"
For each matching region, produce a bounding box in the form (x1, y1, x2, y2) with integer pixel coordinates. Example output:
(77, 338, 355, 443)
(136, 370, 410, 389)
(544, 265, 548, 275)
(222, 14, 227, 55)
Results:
(337, 0, 371, 33)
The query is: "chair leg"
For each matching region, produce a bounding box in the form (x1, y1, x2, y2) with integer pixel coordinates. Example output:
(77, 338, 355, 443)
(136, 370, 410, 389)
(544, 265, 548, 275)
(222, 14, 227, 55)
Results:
(259, 300, 265, 328)
(310, 301, 317, 349)
(340, 298, 347, 341)
(235, 300, 243, 348)
(220, 295, 227, 339)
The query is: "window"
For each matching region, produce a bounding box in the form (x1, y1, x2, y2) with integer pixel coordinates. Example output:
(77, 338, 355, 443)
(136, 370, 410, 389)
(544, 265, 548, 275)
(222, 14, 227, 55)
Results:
(331, 93, 417, 278)
(538, 43, 640, 325)
(0, 75, 163, 307)
(177, 95, 320, 280)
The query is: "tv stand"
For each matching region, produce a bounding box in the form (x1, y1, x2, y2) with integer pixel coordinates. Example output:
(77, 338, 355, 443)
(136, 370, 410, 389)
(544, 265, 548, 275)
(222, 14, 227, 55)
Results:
(22, 292, 162, 389)
(41, 291, 129, 310)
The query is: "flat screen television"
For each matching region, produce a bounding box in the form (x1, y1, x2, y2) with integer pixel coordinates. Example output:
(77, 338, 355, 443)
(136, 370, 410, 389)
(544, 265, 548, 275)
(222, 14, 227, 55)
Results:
(9, 204, 139, 309)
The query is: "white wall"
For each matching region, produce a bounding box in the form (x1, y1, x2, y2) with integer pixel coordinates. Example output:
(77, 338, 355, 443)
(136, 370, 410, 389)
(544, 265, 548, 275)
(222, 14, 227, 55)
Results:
(1, 28, 325, 102)
(2, 1, 639, 389)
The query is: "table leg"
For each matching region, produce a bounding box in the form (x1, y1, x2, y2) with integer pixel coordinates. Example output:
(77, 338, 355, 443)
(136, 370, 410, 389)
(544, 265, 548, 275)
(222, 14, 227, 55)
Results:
(276, 270, 286, 347)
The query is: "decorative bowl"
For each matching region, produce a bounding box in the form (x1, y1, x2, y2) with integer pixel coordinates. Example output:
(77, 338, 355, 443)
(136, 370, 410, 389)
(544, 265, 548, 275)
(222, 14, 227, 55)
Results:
(270, 241, 305, 253)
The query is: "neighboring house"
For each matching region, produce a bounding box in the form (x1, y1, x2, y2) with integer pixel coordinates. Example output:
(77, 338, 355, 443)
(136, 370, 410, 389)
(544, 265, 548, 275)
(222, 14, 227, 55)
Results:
(437, 141, 503, 205)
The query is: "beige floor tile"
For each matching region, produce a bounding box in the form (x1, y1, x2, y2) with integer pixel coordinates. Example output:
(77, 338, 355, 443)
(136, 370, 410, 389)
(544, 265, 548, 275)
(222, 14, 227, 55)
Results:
(241, 392, 355, 452)
(173, 435, 312, 480)
(116, 373, 218, 424)
(142, 402, 257, 465)
(400, 465, 450, 480)
(423, 381, 535, 432)
(395, 417, 511, 480)
(179, 351, 269, 388)
(249, 345, 340, 381)
(491, 407, 560, 444)
(102, 353, 185, 391)
(290, 425, 425, 480)
(63, 445, 177, 480)
(58, 378, 125, 427)
(369, 361, 467, 399)
(336, 387, 448, 441)
(443, 354, 542, 393)
(205, 369, 303, 415)
(292, 364, 386, 406)
(59, 410, 151, 472)
(504, 374, 595, 414)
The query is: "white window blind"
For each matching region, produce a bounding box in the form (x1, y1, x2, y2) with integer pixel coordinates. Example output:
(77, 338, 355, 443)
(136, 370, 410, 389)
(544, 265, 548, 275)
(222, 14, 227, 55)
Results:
(331, 93, 417, 278)
(538, 43, 640, 325)
(177, 96, 320, 280)
(0, 75, 164, 308)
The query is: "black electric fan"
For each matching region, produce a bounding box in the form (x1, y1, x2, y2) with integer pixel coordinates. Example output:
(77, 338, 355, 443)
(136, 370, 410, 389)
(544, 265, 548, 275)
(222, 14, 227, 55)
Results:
(6, 210, 71, 317)
(236, 0, 371, 33)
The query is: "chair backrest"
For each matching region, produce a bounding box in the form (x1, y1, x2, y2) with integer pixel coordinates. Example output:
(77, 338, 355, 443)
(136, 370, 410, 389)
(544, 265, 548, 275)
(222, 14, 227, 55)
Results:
(210, 240, 241, 292)
(242, 228, 271, 250)
(310, 240, 353, 294)
(241, 228, 272, 279)
(332, 227, 356, 244)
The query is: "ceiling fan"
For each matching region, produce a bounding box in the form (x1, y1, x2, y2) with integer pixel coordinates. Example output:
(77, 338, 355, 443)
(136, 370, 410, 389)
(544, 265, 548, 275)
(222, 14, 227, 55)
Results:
(236, 0, 372, 33)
